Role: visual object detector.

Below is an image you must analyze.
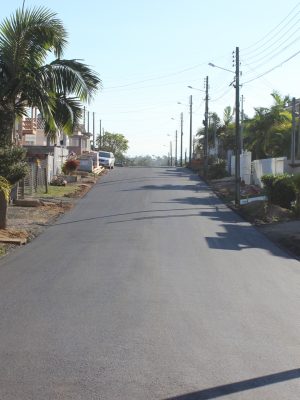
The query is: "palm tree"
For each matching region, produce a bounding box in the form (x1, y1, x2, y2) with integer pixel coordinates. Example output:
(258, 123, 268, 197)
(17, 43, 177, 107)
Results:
(244, 92, 292, 159)
(0, 6, 101, 146)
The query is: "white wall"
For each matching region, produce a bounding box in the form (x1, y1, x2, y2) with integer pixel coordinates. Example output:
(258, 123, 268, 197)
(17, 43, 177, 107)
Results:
(252, 157, 287, 187)
(53, 147, 69, 175)
(231, 152, 252, 185)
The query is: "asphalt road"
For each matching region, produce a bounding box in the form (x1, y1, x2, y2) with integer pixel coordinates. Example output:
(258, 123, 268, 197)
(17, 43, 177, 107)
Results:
(0, 167, 300, 400)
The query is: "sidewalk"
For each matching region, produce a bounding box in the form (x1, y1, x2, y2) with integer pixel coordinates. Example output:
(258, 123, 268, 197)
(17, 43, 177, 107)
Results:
(208, 176, 300, 261)
(0, 176, 101, 257)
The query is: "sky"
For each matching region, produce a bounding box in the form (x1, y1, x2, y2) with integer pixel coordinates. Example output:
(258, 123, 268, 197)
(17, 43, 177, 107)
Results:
(2, 0, 300, 156)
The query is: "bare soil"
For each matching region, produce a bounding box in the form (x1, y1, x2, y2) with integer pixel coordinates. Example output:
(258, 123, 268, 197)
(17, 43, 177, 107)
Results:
(0, 181, 95, 257)
(209, 177, 300, 260)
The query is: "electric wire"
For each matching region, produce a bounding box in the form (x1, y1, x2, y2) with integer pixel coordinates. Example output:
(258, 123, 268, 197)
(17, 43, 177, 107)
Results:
(243, 49, 300, 85)
(243, 19, 300, 64)
(241, 2, 300, 55)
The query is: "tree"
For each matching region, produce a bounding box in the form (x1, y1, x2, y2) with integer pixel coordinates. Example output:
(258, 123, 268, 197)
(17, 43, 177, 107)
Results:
(244, 92, 292, 159)
(0, 146, 28, 229)
(97, 132, 129, 160)
(0, 6, 101, 146)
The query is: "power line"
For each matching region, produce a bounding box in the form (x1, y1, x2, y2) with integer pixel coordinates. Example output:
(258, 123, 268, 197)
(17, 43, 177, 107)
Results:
(244, 19, 300, 63)
(242, 2, 300, 55)
(243, 49, 300, 85)
(104, 61, 208, 89)
(245, 32, 300, 70)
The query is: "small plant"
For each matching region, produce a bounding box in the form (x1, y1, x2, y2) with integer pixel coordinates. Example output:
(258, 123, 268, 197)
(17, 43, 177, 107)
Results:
(207, 159, 228, 180)
(261, 173, 296, 209)
(62, 159, 79, 175)
(50, 176, 67, 186)
(0, 177, 12, 229)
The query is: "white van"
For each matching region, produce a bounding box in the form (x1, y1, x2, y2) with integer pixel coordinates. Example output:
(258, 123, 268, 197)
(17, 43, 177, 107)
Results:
(99, 151, 115, 169)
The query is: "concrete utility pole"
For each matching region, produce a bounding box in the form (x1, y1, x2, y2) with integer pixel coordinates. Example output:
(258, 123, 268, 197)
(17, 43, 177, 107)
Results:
(240, 94, 244, 153)
(189, 95, 193, 164)
(87, 111, 90, 134)
(291, 97, 296, 165)
(175, 130, 178, 166)
(92, 112, 95, 150)
(234, 47, 241, 207)
(204, 76, 209, 177)
(180, 112, 183, 167)
(99, 120, 102, 149)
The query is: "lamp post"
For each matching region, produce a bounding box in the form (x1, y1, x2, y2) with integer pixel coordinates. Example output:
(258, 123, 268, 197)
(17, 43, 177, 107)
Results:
(188, 84, 208, 176)
(209, 47, 241, 207)
(171, 118, 178, 166)
(178, 98, 193, 164)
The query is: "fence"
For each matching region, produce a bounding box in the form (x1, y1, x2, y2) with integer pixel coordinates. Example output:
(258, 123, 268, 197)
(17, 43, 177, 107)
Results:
(17, 162, 48, 199)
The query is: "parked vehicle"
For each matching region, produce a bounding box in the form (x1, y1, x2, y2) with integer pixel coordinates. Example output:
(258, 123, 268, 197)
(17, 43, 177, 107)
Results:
(99, 151, 115, 169)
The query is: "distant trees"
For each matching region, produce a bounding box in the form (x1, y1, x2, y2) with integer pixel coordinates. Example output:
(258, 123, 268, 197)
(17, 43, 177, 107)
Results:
(97, 132, 129, 161)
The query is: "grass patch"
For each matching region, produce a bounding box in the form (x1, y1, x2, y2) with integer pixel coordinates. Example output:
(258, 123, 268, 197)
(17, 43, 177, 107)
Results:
(34, 184, 81, 198)
(0, 244, 6, 257)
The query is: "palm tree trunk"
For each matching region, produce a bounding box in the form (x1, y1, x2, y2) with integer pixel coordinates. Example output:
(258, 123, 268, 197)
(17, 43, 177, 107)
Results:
(0, 191, 7, 230)
(0, 109, 14, 147)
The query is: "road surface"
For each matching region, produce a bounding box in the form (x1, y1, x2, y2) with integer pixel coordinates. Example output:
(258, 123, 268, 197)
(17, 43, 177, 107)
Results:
(0, 167, 299, 399)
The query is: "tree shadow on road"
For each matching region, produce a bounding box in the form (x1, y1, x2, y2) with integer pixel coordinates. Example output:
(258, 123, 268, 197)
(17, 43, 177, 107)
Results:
(163, 368, 300, 399)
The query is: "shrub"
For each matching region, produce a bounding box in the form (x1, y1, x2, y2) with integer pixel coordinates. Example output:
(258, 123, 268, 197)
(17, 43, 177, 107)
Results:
(261, 173, 296, 209)
(0, 177, 12, 202)
(207, 159, 228, 180)
(62, 159, 79, 175)
(50, 176, 67, 186)
(0, 146, 29, 184)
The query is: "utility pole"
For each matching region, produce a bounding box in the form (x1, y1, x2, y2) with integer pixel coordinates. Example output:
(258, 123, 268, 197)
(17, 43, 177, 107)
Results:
(170, 141, 173, 166)
(87, 111, 90, 134)
(83, 106, 86, 128)
(92, 112, 95, 150)
(291, 97, 296, 165)
(180, 112, 183, 167)
(297, 103, 300, 159)
(175, 130, 178, 166)
(240, 94, 244, 152)
(189, 95, 193, 164)
(234, 46, 241, 207)
(204, 76, 209, 177)
(99, 119, 102, 149)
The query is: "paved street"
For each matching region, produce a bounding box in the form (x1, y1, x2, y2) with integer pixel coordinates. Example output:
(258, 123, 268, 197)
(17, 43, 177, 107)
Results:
(0, 167, 299, 399)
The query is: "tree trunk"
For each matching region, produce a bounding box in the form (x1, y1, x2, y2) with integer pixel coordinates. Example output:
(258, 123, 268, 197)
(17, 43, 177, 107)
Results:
(0, 191, 7, 230)
(0, 108, 14, 147)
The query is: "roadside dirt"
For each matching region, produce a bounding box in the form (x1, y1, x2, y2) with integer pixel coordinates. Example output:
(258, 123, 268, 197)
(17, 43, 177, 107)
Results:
(0, 181, 96, 257)
(209, 177, 300, 260)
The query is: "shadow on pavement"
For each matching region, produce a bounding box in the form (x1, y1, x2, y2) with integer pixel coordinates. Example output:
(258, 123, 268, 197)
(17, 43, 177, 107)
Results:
(163, 368, 300, 399)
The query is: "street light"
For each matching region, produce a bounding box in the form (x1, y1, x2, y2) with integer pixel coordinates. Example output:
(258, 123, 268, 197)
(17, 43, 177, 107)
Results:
(176, 105, 184, 166)
(208, 63, 234, 74)
(167, 134, 173, 166)
(170, 119, 178, 166)
(188, 81, 209, 177)
(178, 98, 193, 165)
(209, 48, 241, 207)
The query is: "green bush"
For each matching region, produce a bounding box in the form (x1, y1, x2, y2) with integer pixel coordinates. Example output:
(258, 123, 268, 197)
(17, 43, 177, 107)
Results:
(0, 146, 28, 184)
(207, 159, 228, 180)
(261, 173, 296, 209)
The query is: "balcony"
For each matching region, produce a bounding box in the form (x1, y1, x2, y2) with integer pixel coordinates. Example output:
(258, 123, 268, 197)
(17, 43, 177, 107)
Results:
(22, 118, 37, 135)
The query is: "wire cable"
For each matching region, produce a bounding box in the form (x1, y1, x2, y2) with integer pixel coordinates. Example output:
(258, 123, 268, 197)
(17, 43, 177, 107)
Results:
(242, 2, 300, 54)
(243, 49, 300, 84)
